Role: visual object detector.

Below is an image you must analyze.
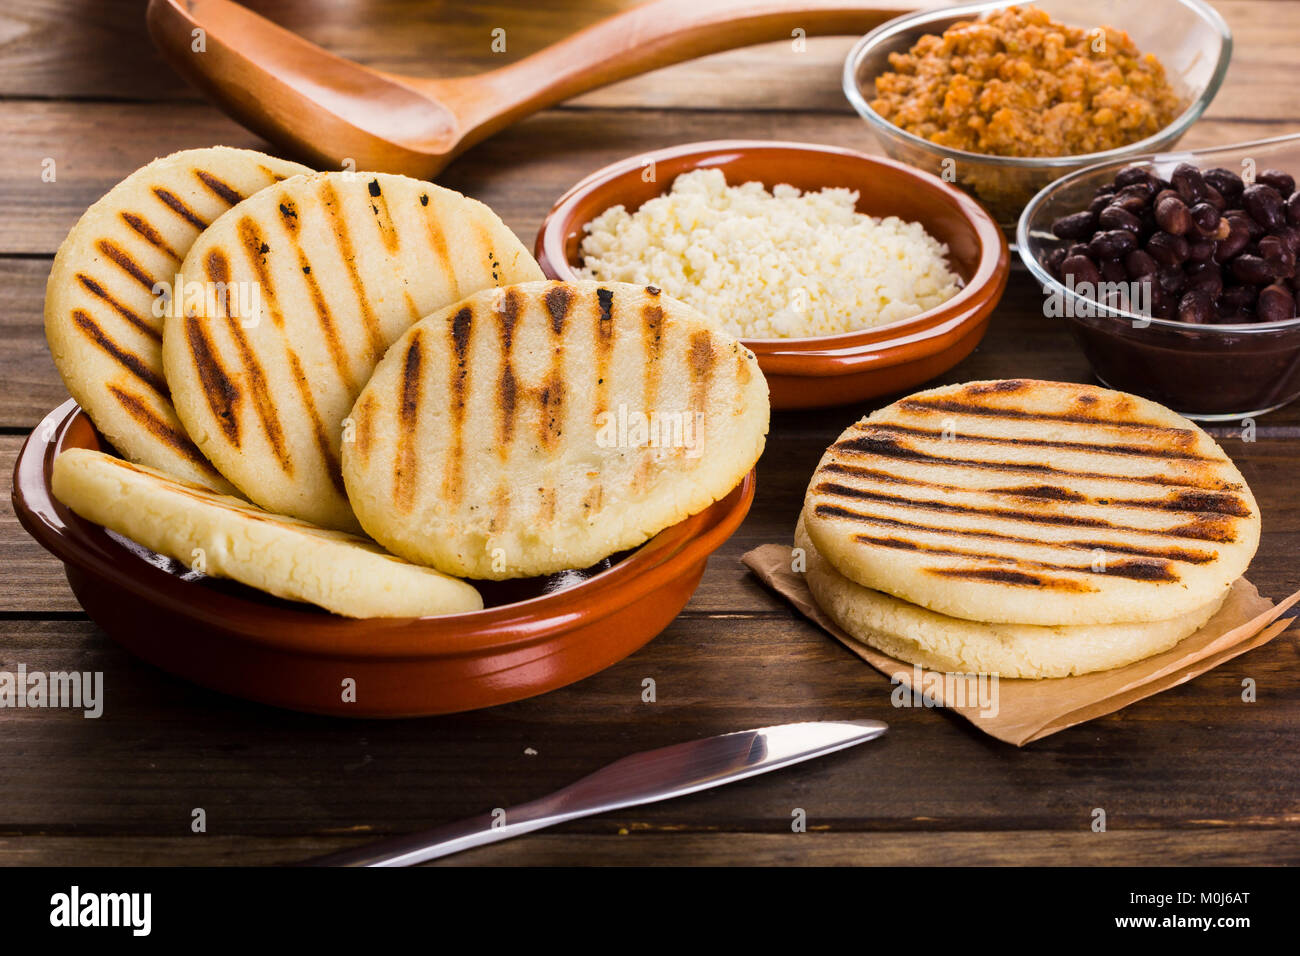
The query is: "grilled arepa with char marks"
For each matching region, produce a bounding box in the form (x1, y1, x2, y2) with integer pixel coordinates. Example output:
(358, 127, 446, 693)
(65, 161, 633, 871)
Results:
(803, 380, 1259, 626)
(342, 280, 769, 580)
(795, 512, 1227, 677)
(162, 170, 544, 531)
(45, 147, 311, 492)
(52, 448, 482, 618)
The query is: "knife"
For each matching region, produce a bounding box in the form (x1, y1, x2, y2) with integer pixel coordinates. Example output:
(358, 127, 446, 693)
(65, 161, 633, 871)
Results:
(301, 718, 888, 866)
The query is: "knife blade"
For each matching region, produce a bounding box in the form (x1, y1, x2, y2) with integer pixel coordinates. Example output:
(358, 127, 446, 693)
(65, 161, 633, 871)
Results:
(301, 718, 887, 867)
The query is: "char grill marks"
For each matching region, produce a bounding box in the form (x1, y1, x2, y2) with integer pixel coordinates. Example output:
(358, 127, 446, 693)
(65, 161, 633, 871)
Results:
(199, 247, 291, 473)
(407, 284, 718, 530)
(498, 288, 520, 451)
(104, 386, 223, 479)
(71, 310, 167, 397)
(74, 273, 159, 341)
(813, 392, 1253, 589)
(395, 332, 425, 511)
(317, 180, 386, 362)
(65, 164, 278, 468)
(441, 307, 473, 504)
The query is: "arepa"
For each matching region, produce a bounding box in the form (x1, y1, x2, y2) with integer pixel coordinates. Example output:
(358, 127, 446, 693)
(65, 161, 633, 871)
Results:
(162, 170, 544, 531)
(795, 512, 1227, 678)
(342, 280, 769, 579)
(45, 147, 311, 492)
(803, 380, 1259, 626)
(52, 448, 483, 618)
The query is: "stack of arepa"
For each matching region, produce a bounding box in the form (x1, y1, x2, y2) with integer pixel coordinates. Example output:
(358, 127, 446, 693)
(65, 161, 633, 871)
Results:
(44, 147, 769, 618)
(798, 379, 1260, 678)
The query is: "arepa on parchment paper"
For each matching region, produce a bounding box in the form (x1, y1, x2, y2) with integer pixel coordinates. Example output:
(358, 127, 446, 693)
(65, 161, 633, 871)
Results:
(803, 380, 1260, 626)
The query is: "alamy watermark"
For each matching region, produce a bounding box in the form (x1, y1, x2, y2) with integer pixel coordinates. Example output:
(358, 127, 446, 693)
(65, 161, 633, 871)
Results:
(891, 666, 999, 718)
(151, 276, 263, 326)
(595, 403, 705, 458)
(1043, 273, 1153, 327)
(50, 886, 150, 936)
(0, 664, 102, 718)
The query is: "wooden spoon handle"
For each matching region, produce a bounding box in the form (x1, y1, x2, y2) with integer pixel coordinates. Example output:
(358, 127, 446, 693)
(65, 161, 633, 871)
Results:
(443, 0, 941, 139)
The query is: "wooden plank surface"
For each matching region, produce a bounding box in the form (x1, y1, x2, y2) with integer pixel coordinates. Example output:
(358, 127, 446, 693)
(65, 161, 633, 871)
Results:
(1, 0, 1298, 866)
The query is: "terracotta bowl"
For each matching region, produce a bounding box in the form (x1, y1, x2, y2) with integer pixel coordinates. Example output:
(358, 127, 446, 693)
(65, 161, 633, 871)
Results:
(13, 401, 755, 717)
(536, 140, 1010, 409)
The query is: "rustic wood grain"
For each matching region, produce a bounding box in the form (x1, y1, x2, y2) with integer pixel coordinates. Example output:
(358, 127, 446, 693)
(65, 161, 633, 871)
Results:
(1, 829, 1296, 866)
(3, 98, 1296, 254)
(2, 1, 1297, 119)
(0, 617, 1295, 847)
(1, 0, 1298, 866)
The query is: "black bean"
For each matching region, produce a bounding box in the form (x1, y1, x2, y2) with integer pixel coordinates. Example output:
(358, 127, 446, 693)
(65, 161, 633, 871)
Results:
(1257, 169, 1296, 197)
(1231, 254, 1273, 285)
(1052, 210, 1097, 239)
(1067, 242, 1091, 259)
(1045, 245, 1068, 278)
(1157, 265, 1185, 293)
(1089, 229, 1136, 258)
(1110, 192, 1149, 214)
(1189, 202, 1221, 237)
(1221, 285, 1256, 313)
(1061, 254, 1101, 287)
(1202, 184, 1227, 212)
(1184, 263, 1223, 298)
(1214, 217, 1251, 262)
(1177, 290, 1215, 324)
(1171, 163, 1206, 204)
(1228, 207, 1266, 240)
(1099, 258, 1126, 283)
(1137, 210, 1158, 241)
(1124, 248, 1159, 279)
(1259, 235, 1296, 277)
(1278, 225, 1300, 255)
(1186, 237, 1215, 263)
(1098, 205, 1141, 234)
(1287, 191, 1300, 225)
(1243, 183, 1286, 231)
(1114, 165, 1154, 188)
(1118, 181, 1157, 202)
(1154, 195, 1191, 235)
(1203, 167, 1244, 201)
(1088, 192, 1113, 215)
(1146, 232, 1189, 266)
(1258, 283, 1296, 321)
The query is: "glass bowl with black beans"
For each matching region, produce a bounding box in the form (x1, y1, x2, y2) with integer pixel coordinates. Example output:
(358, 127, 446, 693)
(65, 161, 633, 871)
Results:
(1018, 133, 1300, 420)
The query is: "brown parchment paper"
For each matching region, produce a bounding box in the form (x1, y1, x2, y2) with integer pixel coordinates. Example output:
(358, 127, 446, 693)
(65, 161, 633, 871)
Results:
(742, 543, 1299, 745)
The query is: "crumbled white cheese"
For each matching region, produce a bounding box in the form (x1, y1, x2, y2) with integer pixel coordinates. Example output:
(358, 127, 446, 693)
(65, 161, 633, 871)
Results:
(577, 168, 962, 339)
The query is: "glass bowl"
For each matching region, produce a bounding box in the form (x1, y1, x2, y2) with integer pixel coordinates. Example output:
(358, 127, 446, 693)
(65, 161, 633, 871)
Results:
(843, 0, 1233, 231)
(1018, 133, 1300, 421)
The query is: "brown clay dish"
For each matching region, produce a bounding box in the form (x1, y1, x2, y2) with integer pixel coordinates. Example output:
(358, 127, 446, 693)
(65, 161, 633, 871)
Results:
(536, 140, 1010, 409)
(13, 401, 755, 717)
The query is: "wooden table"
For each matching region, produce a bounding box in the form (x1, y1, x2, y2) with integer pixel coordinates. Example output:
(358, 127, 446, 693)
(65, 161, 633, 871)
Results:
(2, 0, 1297, 866)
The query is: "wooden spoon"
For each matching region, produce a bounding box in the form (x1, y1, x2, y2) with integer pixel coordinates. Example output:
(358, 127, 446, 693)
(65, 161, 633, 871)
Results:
(146, 0, 940, 179)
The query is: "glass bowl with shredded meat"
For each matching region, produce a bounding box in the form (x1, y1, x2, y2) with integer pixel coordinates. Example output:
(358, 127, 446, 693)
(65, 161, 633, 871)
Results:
(844, 0, 1231, 231)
